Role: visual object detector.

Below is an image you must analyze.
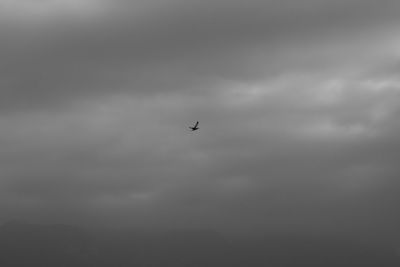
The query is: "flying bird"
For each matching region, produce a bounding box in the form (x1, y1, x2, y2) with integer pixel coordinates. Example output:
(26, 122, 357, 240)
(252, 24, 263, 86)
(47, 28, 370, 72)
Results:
(189, 121, 199, 131)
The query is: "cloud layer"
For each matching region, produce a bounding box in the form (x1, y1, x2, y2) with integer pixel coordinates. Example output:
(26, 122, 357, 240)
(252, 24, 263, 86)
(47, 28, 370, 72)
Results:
(1, 0, 400, 241)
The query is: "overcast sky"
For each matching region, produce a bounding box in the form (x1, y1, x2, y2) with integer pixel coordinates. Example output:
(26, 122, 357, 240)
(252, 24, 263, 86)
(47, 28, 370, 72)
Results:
(1, 0, 400, 240)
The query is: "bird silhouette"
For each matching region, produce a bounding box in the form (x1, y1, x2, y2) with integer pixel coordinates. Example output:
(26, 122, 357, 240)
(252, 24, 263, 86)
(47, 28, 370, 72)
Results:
(189, 121, 199, 131)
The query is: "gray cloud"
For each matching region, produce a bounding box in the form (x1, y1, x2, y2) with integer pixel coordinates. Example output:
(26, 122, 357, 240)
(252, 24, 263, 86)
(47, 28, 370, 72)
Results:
(0, 0, 400, 242)
(1, 0, 400, 110)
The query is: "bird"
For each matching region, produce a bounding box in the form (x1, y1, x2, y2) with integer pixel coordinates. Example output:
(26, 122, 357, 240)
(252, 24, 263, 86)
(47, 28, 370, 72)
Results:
(189, 121, 199, 131)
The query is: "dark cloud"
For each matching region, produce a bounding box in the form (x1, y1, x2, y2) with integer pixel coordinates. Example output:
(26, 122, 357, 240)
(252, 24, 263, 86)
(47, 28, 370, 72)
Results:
(1, 0, 400, 110)
(0, 0, 400, 244)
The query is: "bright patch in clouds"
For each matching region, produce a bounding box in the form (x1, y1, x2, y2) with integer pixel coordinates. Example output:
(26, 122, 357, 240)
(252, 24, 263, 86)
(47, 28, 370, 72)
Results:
(0, 0, 106, 18)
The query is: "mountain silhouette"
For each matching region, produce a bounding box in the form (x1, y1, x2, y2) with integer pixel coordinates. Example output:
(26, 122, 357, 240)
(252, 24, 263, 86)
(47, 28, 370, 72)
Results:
(0, 221, 399, 266)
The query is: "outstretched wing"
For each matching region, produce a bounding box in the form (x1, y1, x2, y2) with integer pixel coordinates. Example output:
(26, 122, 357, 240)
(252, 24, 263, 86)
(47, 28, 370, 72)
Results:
(194, 121, 199, 128)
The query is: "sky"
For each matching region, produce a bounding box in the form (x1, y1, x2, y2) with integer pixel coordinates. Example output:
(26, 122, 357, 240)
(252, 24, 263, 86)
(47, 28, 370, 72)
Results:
(1, 0, 400, 240)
